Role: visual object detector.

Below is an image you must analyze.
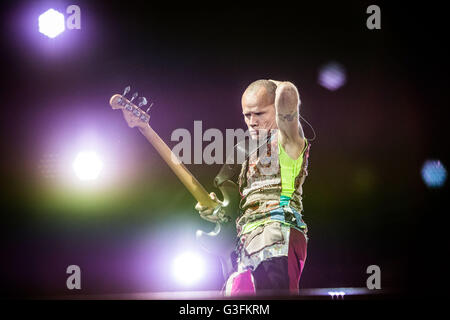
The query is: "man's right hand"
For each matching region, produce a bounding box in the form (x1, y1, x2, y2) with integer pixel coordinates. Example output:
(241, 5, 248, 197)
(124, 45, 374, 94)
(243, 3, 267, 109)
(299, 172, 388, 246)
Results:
(195, 192, 223, 223)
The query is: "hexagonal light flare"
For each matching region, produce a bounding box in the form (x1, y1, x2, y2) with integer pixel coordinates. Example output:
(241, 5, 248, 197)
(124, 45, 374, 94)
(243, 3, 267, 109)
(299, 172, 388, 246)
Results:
(39, 9, 65, 38)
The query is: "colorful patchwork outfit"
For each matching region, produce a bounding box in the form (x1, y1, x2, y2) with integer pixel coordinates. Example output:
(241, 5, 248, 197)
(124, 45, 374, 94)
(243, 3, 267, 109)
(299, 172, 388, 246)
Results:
(225, 130, 311, 296)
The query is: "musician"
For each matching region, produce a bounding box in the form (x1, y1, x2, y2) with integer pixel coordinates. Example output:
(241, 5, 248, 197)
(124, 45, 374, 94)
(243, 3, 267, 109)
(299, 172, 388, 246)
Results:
(195, 79, 311, 296)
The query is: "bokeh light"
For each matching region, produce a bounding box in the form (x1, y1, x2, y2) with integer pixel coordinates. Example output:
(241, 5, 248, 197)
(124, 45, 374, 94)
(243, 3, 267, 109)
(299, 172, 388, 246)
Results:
(172, 251, 205, 286)
(421, 160, 447, 188)
(38, 8, 65, 38)
(318, 61, 347, 91)
(72, 151, 103, 181)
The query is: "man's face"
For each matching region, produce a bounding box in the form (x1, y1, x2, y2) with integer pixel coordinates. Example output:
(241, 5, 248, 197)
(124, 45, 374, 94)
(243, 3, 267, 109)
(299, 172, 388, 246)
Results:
(241, 86, 277, 139)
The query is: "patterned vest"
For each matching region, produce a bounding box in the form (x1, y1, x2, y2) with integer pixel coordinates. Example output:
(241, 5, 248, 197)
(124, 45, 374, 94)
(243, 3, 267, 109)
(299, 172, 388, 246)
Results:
(236, 130, 311, 235)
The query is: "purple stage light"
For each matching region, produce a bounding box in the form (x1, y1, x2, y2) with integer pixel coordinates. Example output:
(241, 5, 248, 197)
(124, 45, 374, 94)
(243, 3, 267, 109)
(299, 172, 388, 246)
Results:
(318, 62, 347, 91)
(421, 160, 447, 188)
(38, 9, 65, 38)
(172, 251, 205, 286)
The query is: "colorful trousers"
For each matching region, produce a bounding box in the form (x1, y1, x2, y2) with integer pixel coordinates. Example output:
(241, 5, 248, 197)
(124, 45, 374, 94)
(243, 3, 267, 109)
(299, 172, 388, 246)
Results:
(224, 221, 307, 296)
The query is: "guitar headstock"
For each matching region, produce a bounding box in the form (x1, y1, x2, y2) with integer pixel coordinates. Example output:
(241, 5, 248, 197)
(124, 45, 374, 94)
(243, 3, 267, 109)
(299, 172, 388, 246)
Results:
(109, 86, 153, 129)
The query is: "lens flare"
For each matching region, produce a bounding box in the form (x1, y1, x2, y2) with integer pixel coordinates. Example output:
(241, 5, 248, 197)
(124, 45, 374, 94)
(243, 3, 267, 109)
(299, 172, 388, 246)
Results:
(38, 9, 65, 39)
(318, 61, 347, 91)
(421, 160, 447, 188)
(172, 252, 205, 286)
(72, 151, 103, 181)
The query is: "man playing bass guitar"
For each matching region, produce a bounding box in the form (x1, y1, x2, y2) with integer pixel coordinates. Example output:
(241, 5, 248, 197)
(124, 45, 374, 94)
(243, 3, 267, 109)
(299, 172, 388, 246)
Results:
(195, 79, 311, 296)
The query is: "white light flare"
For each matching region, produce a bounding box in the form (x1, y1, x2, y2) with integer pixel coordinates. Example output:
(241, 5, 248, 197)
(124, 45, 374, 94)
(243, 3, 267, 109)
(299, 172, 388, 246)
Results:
(328, 291, 346, 299)
(172, 252, 205, 286)
(72, 151, 103, 181)
(38, 9, 65, 38)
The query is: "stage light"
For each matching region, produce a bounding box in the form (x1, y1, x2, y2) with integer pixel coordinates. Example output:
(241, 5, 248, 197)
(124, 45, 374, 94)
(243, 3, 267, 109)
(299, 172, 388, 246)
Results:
(318, 61, 347, 91)
(72, 151, 103, 181)
(172, 252, 205, 286)
(38, 9, 65, 38)
(421, 160, 447, 188)
(328, 290, 346, 299)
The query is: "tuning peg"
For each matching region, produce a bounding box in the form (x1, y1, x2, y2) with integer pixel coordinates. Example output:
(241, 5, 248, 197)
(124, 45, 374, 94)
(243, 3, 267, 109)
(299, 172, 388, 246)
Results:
(130, 92, 138, 102)
(122, 86, 131, 97)
(146, 102, 154, 113)
(137, 97, 148, 108)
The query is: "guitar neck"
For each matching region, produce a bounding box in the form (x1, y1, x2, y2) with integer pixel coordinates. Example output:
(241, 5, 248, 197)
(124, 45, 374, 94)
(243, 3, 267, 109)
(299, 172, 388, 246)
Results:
(138, 125, 218, 209)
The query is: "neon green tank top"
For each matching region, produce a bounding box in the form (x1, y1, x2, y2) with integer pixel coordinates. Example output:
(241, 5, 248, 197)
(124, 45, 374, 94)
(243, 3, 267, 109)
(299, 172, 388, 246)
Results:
(239, 137, 309, 235)
(279, 138, 307, 206)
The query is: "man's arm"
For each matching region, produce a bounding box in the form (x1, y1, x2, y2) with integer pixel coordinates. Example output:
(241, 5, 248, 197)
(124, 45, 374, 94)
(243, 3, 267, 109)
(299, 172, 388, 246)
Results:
(269, 80, 305, 160)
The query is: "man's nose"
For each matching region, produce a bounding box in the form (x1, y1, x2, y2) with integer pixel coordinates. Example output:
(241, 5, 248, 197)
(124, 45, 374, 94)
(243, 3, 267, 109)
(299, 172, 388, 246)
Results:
(249, 115, 258, 126)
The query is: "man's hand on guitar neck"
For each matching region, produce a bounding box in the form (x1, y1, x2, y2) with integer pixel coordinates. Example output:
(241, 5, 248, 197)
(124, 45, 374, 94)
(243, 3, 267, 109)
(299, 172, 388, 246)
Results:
(195, 192, 223, 223)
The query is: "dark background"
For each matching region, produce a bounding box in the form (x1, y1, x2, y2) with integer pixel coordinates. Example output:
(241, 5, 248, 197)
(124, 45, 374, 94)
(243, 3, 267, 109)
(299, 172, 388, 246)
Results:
(0, 0, 448, 298)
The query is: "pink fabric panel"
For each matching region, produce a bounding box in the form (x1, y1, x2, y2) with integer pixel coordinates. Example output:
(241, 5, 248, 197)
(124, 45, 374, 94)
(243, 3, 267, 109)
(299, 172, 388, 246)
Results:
(231, 269, 255, 296)
(288, 228, 308, 293)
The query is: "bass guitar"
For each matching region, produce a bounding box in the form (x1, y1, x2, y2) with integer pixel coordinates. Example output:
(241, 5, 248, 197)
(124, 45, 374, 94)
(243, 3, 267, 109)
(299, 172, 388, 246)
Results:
(109, 86, 241, 280)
